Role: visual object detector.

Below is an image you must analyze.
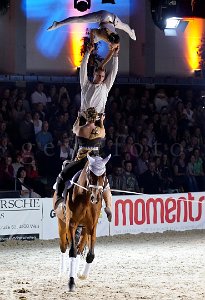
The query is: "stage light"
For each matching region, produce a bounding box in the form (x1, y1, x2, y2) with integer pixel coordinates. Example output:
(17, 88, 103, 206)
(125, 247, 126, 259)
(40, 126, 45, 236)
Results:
(166, 17, 181, 29)
(164, 17, 189, 36)
(102, 0, 115, 3)
(74, 0, 91, 12)
(150, 1, 190, 35)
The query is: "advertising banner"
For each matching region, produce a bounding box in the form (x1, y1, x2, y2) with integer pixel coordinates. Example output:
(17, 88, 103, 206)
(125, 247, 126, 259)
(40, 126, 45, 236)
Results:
(1, 192, 204, 241)
(41, 198, 60, 240)
(96, 204, 110, 237)
(110, 192, 205, 235)
(0, 198, 42, 241)
(41, 199, 109, 239)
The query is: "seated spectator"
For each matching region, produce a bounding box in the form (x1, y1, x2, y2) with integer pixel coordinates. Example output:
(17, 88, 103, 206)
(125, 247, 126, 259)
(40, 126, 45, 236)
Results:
(107, 166, 126, 195)
(21, 142, 35, 165)
(186, 154, 199, 192)
(0, 97, 10, 121)
(35, 102, 47, 121)
(18, 88, 31, 112)
(12, 152, 24, 177)
(144, 121, 156, 149)
(11, 98, 26, 124)
(193, 148, 205, 191)
(36, 121, 53, 152)
(0, 121, 8, 140)
(173, 152, 189, 192)
(57, 136, 74, 162)
(36, 121, 54, 176)
(160, 154, 174, 193)
(32, 112, 42, 135)
(123, 160, 139, 192)
(47, 84, 59, 108)
(18, 112, 36, 145)
(30, 82, 48, 110)
(101, 138, 116, 157)
(183, 101, 194, 127)
(122, 135, 138, 161)
(154, 89, 169, 112)
(139, 161, 161, 194)
(135, 150, 150, 176)
(0, 155, 14, 190)
(0, 137, 14, 159)
(16, 167, 40, 198)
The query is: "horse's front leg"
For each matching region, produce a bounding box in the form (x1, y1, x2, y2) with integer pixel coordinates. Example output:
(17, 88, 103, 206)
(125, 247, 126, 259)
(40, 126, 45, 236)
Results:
(68, 220, 79, 292)
(79, 226, 96, 280)
(58, 218, 68, 275)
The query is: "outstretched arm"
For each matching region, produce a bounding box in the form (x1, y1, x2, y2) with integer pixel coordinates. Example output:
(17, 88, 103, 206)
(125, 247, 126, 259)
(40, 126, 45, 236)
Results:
(104, 46, 119, 91)
(80, 45, 94, 88)
(99, 48, 115, 69)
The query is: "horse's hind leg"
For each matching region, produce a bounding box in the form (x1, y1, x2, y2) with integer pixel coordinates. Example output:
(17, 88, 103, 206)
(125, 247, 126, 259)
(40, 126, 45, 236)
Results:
(77, 227, 87, 254)
(58, 218, 68, 274)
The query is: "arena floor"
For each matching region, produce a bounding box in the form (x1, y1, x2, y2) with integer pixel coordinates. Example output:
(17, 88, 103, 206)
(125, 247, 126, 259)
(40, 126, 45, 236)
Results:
(0, 230, 205, 300)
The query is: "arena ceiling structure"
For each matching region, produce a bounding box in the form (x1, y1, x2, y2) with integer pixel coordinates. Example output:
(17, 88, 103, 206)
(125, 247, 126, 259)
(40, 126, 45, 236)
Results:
(150, 0, 205, 36)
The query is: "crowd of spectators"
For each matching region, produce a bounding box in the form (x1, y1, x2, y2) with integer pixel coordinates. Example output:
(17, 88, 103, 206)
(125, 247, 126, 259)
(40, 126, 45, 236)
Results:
(0, 82, 205, 197)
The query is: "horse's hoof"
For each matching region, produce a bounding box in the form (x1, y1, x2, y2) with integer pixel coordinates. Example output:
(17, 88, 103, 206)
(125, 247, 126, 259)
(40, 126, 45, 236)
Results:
(69, 284, 76, 292)
(68, 277, 76, 292)
(78, 273, 87, 280)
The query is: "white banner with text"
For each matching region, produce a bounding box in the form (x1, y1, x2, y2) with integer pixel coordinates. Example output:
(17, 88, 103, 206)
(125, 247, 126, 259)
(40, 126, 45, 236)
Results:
(0, 198, 42, 241)
(110, 192, 205, 235)
(1, 192, 205, 241)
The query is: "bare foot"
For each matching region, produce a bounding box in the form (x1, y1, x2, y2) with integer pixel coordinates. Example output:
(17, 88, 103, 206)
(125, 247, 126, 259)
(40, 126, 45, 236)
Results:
(47, 21, 59, 31)
(131, 29, 136, 40)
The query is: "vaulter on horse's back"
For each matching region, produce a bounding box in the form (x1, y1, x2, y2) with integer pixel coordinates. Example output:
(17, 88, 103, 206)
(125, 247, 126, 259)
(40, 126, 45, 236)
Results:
(53, 107, 112, 222)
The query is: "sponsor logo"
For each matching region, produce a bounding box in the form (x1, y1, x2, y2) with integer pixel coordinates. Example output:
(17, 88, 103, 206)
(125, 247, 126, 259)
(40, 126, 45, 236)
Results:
(50, 209, 56, 218)
(0, 198, 40, 209)
(115, 193, 205, 226)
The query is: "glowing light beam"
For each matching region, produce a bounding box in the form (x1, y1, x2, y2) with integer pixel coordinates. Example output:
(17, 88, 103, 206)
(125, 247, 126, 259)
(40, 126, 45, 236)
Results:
(184, 18, 204, 71)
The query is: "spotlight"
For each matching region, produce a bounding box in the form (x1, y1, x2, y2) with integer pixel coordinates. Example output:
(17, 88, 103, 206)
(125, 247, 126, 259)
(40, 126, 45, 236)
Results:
(102, 0, 115, 3)
(74, 0, 91, 12)
(164, 17, 188, 36)
(150, 1, 189, 35)
(166, 17, 181, 29)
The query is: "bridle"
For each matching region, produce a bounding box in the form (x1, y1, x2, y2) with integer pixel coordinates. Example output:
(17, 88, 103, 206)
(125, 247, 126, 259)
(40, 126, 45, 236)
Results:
(86, 167, 107, 204)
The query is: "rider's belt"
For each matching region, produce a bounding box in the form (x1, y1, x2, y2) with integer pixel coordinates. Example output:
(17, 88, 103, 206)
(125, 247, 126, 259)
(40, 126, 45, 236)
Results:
(79, 146, 99, 151)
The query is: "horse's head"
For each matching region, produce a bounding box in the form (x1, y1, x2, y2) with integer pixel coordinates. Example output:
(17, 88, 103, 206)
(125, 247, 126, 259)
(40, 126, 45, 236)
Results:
(87, 154, 111, 204)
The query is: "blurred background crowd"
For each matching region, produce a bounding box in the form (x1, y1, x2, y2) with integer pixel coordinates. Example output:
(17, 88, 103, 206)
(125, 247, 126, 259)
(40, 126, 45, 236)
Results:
(0, 82, 205, 197)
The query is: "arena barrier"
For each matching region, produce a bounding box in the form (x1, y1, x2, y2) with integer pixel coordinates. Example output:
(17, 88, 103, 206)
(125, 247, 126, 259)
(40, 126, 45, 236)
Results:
(0, 192, 205, 241)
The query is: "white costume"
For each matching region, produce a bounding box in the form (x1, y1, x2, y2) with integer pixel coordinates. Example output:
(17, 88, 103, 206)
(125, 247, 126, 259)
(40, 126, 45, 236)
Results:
(47, 10, 136, 41)
(80, 51, 118, 113)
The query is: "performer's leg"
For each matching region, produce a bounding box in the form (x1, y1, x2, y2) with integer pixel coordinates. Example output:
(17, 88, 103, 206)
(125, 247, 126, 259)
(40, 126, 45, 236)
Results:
(114, 16, 136, 40)
(47, 11, 101, 31)
(103, 188, 112, 222)
(56, 157, 87, 201)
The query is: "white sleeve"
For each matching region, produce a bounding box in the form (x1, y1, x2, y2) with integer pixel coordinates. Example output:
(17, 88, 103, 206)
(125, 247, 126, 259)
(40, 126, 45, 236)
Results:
(80, 52, 90, 88)
(104, 56, 118, 91)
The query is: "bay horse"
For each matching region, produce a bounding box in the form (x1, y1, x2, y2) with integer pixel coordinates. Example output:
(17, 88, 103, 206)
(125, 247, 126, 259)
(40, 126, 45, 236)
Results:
(55, 154, 111, 292)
